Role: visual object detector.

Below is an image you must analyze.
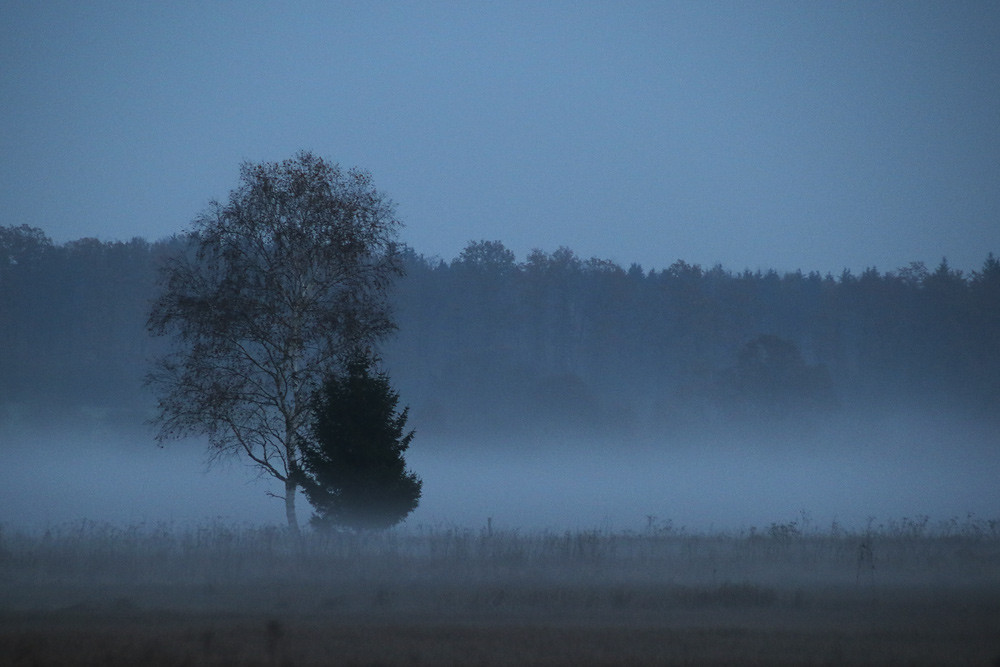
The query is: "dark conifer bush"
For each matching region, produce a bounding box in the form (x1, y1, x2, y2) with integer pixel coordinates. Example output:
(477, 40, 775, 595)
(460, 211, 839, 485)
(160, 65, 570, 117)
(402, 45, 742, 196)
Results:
(298, 351, 422, 530)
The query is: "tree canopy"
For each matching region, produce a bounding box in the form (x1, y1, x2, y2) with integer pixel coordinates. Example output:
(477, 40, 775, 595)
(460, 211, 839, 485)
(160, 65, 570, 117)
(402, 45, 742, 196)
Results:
(3, 226, 998, 438)
(146, 152, 403, 529)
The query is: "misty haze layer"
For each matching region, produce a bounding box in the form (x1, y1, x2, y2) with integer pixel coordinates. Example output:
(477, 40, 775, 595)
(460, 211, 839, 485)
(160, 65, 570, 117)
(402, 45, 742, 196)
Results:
(2, 410, 996, 533)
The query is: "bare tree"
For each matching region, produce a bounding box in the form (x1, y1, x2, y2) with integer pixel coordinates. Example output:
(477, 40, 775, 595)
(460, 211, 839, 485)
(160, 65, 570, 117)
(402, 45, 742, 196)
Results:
(147, 152, 403, 530)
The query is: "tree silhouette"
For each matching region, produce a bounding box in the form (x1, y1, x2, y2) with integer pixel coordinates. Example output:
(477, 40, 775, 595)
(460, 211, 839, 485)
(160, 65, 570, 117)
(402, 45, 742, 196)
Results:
(724, 334, 835, 419)
(297, 351, 421, 531)
(147, 152, 402, 530)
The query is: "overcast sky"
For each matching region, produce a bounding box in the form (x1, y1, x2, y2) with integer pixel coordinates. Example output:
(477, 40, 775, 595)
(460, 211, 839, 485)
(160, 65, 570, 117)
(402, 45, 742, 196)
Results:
(2, 1, 998, 275)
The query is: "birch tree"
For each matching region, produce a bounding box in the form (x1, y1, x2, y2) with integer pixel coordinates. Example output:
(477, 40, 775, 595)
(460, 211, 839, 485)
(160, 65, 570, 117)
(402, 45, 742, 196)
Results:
(147, 152, 402, 530)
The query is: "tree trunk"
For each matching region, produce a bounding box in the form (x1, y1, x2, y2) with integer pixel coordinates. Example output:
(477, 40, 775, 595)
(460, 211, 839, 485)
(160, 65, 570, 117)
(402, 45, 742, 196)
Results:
(285, 478, 299, 532)
(284, 423, 302, 533)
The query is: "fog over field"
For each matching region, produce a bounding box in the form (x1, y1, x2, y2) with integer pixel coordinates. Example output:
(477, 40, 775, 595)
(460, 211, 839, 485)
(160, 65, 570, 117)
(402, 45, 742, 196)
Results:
(2, 409, 995, 534)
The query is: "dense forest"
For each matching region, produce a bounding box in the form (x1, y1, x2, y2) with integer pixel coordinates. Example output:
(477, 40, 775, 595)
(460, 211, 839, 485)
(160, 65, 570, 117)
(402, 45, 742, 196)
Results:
(1, 224, 998, 435)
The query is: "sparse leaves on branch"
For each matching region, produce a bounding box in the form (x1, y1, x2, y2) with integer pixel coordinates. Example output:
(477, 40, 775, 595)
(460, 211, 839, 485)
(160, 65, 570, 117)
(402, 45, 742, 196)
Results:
(147, 151, 403, 530)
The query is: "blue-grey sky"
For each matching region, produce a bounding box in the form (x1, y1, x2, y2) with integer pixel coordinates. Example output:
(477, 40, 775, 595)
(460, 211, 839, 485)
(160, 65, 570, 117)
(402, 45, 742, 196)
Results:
(2, 1, 998, 275)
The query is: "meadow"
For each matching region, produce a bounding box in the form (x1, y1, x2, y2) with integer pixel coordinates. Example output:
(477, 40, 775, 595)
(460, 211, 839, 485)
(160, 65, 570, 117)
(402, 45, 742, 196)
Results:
(1, 515, 998, 666)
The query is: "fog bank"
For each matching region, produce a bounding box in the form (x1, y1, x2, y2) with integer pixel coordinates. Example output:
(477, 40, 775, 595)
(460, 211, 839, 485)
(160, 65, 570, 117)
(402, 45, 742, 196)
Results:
(1, 410, 995, 533)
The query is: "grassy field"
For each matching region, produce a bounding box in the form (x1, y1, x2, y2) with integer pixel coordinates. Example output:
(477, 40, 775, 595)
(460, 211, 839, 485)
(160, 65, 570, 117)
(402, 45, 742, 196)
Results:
(1, 516, 998, 666)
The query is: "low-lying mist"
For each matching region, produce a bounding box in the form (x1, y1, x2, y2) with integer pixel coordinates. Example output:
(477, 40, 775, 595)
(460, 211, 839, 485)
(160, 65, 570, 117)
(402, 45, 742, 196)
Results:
(1, 408, 995, 533)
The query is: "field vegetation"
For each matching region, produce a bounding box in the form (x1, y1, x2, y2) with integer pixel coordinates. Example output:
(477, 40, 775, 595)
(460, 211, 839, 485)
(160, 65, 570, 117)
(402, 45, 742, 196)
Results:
(2, 515, 998, 666)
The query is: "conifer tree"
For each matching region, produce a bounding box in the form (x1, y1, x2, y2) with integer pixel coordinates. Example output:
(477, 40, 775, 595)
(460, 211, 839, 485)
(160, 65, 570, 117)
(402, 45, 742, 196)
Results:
(298, 351, 421, 530)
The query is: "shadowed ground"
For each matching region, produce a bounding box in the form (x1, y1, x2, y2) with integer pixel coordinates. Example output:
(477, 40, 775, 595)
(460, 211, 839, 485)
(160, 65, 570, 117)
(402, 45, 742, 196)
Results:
(2, 521, 998, 665)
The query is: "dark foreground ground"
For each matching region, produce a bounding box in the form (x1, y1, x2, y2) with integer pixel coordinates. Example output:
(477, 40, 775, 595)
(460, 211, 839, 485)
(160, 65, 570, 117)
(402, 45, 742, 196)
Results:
(2, 520, 998, 666)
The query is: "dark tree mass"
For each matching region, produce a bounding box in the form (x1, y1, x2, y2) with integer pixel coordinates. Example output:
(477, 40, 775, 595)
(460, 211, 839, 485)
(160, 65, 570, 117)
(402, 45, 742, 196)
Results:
(1, 228, 998, 438)
(297, 351, 421, 531)
(719, 334, 836, 421)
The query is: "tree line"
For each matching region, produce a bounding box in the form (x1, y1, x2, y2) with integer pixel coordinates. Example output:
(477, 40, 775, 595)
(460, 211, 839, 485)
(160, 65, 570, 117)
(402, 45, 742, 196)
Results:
(390, 241, 999, 432)
(2, 226, 998, 433)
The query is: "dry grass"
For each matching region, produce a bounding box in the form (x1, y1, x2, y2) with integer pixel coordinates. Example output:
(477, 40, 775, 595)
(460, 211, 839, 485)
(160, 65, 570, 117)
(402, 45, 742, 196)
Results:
(1, 517, 998, 666)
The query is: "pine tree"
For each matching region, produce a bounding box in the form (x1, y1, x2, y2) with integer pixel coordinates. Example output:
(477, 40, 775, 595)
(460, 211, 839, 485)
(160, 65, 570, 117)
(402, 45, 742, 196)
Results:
(298, 351, 421, 530)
